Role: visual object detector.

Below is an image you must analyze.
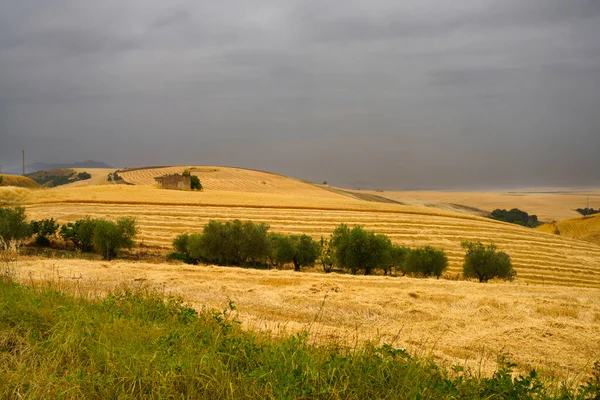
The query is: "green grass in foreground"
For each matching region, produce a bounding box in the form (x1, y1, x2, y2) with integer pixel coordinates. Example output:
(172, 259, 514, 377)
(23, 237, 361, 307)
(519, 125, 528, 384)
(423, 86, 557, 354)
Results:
(0, 277, 598, 399)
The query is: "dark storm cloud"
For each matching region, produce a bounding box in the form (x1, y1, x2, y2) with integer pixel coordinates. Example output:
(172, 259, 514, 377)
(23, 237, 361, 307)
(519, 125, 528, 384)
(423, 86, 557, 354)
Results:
(0, 0, 599, 188)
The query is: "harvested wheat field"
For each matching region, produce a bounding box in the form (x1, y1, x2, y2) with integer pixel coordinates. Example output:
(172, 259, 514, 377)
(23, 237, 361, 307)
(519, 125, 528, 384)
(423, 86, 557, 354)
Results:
(120, 165, 331, 196)
(356, 189, 600, 222)
(7, 165, 600, 381)
(15, 258, 600, 379)
(538, 214, 600, 246)
(19, 183, 600, 289)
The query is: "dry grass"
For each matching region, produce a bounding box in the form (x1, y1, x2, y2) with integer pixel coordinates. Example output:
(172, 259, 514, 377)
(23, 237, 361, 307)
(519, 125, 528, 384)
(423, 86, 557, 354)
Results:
(359, 189, 600, 222)
(538, 214, 600, 246)
(0, 187, 31, 205)
(0, 174, 40, 188)
(14, 258, 600, 380)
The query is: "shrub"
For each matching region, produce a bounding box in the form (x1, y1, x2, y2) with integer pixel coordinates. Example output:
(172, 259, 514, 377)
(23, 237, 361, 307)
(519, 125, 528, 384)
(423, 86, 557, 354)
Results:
(59, 217, 97, 252)
(489, 208, 540, 228)
(92, 217, 137, 260)
(389, 245, 410, 276)
(404, 246, 448, 278)
(0, 176, 3, 185)
(318, 237, 334, 273)
(183, 220, 270, 266)
(183, 169, 203, 190)
(267, 233, 295, 269)
(77, 171, 92, 180)
(30, 218, 59, 247)
(462, 241, 516, 283)
(289, 234, 321, 272)
(330, 224, 393, 275)
(0, 206, 31, 250)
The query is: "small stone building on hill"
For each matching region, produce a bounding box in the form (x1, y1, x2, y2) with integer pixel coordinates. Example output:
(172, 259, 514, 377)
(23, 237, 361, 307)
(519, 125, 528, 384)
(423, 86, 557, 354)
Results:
(154, 174, 191, 190)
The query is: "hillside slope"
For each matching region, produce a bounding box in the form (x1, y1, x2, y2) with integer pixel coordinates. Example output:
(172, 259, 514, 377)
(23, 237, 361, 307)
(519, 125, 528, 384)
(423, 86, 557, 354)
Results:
(0, 174, 40, 188)
(15, 165, 600, 289)
(357, 189, 600, 222)
(119, 166, 337, 197)
(537, 214, 600, 246)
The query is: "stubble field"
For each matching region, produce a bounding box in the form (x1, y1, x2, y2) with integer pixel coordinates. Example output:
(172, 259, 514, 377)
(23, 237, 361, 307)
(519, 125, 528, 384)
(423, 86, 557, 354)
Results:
(2, 166, 600, 379)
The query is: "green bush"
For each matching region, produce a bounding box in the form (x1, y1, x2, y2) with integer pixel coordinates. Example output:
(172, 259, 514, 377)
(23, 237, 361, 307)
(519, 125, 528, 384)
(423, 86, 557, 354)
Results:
(489, 208, 540, 228)
(77, 171, 92, 180)
(289, 234, 321, 272)
(59, 217, 97, 252)
(330, 224, 393, 275)
(0, 175, 3, 185)
(0, 206, 31, 250)
(267, 233, 295, 268)
(183, 169, 203, 190)
(92, 217, 137, 260)
(462, 241, 516, 282)
(389, 245, 410, 276)
(404, 246, 448, 278)
(183, 220, 270, 266)
(30, 218, 59, 247)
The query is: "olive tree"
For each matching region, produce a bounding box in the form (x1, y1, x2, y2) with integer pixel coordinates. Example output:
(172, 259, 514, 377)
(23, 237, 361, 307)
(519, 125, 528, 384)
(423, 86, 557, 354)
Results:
(462, 241, 515, 282)
(0, 206, 31, 250)
(330, 224, 393, 275)
(404, 246, 448, 278)
(92, 217, 137, 260)
(59, 217, 97, 252)
(289, 234, 321, 272)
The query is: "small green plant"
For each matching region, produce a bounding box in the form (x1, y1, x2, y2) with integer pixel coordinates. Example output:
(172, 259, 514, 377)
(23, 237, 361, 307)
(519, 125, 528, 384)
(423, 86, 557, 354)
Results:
(462, 241, 516, 282)
(0, 175, 3, 185)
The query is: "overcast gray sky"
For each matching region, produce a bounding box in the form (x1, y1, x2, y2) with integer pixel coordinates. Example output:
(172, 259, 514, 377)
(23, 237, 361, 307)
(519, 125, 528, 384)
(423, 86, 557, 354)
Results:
(1, 0, 599, 189)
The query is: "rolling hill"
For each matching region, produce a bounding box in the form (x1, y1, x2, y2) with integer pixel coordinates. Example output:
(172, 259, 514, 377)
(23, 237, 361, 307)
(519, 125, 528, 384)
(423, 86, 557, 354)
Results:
(0, 174, 40, 188)
(353, 189, 600, 222)
(14, 165, 600, 289)
(537, 214, 600, 246)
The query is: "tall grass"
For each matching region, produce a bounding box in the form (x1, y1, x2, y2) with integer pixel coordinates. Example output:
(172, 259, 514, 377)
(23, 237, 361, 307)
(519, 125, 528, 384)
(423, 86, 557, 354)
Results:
(1, 276, 598, 399)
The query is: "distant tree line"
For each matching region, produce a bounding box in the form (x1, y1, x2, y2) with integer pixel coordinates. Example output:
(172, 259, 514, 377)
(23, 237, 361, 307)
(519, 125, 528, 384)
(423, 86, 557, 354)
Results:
(169, 218, 516, 282)
(576, 208, 599, 216)
(30, 171, 92, 187)
(489, 208, 541, 228)
(0, 206, 516, 283)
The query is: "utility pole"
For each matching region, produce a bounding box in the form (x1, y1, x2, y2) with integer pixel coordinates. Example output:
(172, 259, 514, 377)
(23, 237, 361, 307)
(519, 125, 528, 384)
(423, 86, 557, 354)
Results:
(22, 150, 25, 176)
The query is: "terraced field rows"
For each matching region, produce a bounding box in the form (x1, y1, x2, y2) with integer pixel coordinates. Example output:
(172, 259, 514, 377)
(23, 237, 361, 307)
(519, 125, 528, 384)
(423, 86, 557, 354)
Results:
(120, 166, 335, 197)
(25, 202, 600, 288)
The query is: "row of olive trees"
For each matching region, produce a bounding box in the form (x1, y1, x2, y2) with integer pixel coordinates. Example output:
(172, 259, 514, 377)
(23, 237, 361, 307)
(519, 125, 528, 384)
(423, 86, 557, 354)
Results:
(169, 219, 516, 282)
(0, 207, 137, 260)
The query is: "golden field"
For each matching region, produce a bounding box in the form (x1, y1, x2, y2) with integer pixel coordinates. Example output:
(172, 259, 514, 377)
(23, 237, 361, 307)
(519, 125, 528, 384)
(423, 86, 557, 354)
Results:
(0, 174, 39, 188)
(14, 258, 600, 379)
(3, 165, 600, 379)
(356, 189, 600, 222)
(538, 214, 600, 246)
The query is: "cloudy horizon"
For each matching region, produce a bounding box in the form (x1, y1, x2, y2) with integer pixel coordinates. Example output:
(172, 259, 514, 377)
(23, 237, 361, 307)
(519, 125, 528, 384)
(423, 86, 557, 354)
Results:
(1, 0, 599, 190)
